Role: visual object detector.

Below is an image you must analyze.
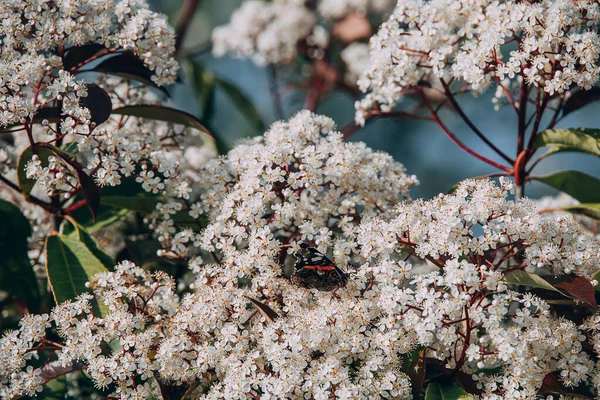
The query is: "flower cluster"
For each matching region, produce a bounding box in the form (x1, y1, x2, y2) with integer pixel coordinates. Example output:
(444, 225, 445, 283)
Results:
(212, 1, 317, 65)
(0, 263, 177, 399)
(355, 0, 600, 124)
(212, 0, 393, 82)
(0, 0, 181, 195)
(151, 110, 417, 258)
(356, 178, 600, 397)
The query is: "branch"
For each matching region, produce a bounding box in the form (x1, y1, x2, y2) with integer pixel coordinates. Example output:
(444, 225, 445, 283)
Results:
(440, 78, 514, 165)
(421, 90, 511, 173)
(174, 0, 202, 54)
(269, 66, 284, 120)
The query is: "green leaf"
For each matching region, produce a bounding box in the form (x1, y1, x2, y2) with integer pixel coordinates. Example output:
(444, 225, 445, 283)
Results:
(0, 199, 40, 312)
(188, 59, 216, 118)
(502, 270, 562, 293)
(592, 270, 600, 292)
(64, 178, 160, 234)
(101, 195, 164, 214)
(60, 141, 80, 154)
(425, 382, 474, 400)
(100, 178, 164, 214)
(561, 203, 600, 221)
(214, 76, 266, 134)
(535, 170, 600, 203)
(45, 234, 108, 305)
(66, 220, 114, 270)
(112, 105, 217, 152)
(534, 128, 600, 157)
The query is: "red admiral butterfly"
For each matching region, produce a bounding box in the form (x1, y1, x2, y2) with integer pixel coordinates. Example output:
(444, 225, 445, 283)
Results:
(291, 243, 348, 292)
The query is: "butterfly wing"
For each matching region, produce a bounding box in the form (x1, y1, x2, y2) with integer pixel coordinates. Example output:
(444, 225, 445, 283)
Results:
(292, 244, 348, 291)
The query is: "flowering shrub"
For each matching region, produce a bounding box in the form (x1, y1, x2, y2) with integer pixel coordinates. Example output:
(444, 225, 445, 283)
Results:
(2, 0, 600, 399)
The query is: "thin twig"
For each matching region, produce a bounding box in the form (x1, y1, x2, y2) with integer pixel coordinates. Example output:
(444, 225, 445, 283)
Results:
(440, 78, 513, 164)
(269, 66, 284, 120)
(174, 0, 202, 54)
(421, 90, 511, 173)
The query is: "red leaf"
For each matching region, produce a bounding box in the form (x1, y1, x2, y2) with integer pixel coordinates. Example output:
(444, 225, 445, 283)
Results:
(563, 88, 600, 116)
(540, 371, 593, 397)
(554, 276, 598, 310)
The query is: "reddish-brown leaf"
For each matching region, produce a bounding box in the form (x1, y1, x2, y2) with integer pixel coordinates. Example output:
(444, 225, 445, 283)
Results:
(554, 276, 598, 309)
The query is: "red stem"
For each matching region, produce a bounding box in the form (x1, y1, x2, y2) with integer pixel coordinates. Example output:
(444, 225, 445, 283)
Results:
(421, 90, 511, 173)
(440, 78, 514, 165)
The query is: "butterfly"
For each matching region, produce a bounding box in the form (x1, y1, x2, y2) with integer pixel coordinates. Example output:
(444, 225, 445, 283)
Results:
(291, 243, 348, 292)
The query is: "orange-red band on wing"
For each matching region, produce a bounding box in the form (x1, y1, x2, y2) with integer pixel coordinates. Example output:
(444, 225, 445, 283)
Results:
(302, 265, 335, 271)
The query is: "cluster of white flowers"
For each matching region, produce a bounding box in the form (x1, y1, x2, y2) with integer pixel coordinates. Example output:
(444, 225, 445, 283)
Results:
(0, 0, 182, 195)
(357, 178, 600, 397)
(0, 263, 176, 399)
(212, 1, 317, 65)
(151, 110, 417, 258)
(355, 0, 600, 124)
(212, 0, 392, 79)
(318, 0, 392, 19)
(341, 43, 371, 85)
(533, 193, 599, 240)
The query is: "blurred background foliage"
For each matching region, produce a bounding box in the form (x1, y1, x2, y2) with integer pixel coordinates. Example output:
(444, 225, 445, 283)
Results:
(153, 0, 600, 200)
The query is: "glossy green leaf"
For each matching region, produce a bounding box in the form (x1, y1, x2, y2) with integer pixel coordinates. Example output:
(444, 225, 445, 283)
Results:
(60, 141, 80, 154)
(425, 382, 474, 400)
(112, 105, 216, 152)
(45, 234, 108, 305)
(101, 195, 164, 214)
(100, 178, 164, 214)
(592, 269, 600, 292)
(67, 221, 114, 270)
(534, 128, 600, 157)
(535, 170, 600, 203)
(214, 76, 266, 133)
(502, 270, 561, 293)
(402, 347, 426, 398)
(188, 59, 216, 118)
(561, 203, 600, 221)
(64, 178, 160, 235)
(0, 199, 40, 312)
